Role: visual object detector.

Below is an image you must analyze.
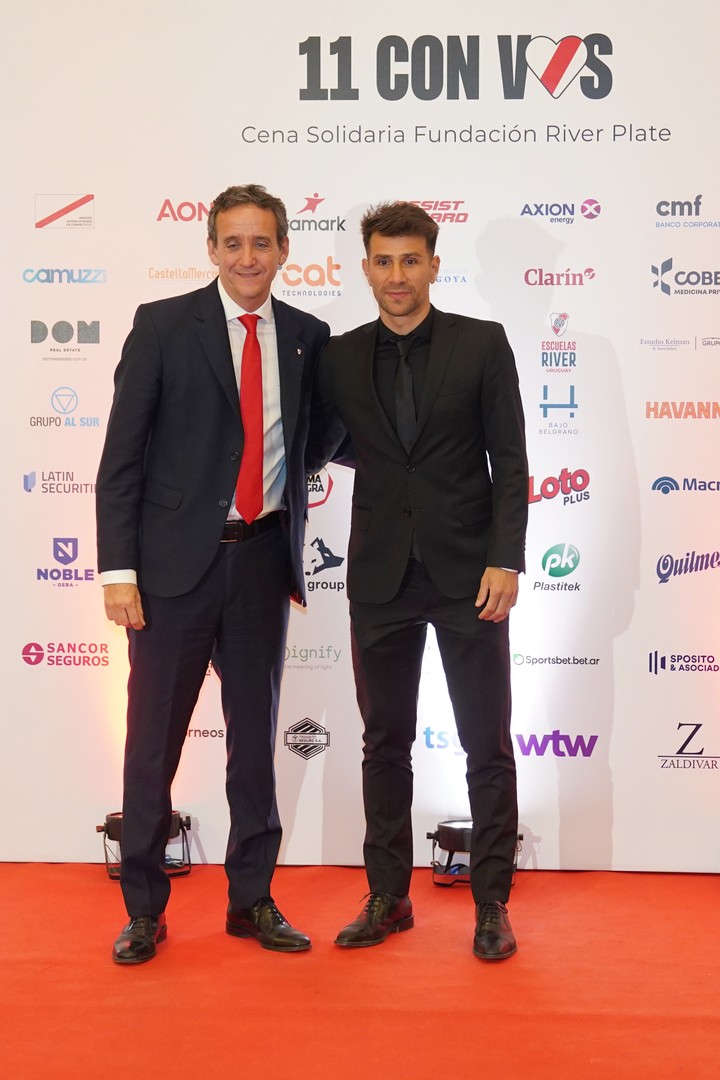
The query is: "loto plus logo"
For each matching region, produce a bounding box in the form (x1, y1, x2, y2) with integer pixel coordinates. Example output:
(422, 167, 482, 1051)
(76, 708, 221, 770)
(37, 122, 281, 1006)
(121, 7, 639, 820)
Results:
(498, 35, 612, 99)
(529, 467, 589, 505)
(515, 731, 598, 757)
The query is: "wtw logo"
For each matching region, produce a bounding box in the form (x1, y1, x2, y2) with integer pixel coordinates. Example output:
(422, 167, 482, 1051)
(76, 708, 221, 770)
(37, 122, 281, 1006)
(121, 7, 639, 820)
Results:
(515, 731, 598, 757)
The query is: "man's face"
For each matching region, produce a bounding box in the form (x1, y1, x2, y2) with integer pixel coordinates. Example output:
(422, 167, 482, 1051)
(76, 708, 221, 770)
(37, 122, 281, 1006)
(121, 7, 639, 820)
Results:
(362, 233, 440, 331)
(208, 206, 289, 311)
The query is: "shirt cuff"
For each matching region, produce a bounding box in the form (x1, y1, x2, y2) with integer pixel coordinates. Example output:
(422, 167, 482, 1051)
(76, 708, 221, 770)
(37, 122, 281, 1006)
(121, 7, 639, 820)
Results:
(99, 570, 137, 586)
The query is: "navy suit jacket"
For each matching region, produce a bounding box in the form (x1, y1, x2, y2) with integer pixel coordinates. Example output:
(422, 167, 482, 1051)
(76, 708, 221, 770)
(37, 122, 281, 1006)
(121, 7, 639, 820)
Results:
(96, 280, 330, 604)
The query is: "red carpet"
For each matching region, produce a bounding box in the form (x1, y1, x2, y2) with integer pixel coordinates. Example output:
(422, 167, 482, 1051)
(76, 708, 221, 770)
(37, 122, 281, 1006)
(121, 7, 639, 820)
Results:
(1, 864, 718, 1078)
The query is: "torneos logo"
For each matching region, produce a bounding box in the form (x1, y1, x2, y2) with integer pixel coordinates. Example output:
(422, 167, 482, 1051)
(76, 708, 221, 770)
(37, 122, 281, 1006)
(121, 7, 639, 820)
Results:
(542, 543, 580, 577)
(22, 643, 45, 665)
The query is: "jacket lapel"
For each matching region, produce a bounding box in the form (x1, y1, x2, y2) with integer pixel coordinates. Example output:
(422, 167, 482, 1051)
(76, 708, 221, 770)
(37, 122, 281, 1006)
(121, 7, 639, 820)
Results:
(193, 281, 239, 415)
(273, 297, 306, 456)
(411, 309, 458, 447)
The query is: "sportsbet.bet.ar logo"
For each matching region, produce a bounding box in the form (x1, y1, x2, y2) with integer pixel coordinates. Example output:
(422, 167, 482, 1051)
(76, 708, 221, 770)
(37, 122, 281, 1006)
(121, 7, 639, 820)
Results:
(498, 34, 612, 99)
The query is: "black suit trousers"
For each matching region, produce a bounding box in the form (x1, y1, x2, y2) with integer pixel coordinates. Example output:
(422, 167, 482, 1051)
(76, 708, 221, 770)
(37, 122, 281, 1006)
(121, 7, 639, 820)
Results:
(119, 524, 291, 916)
(350, 557, 518, 904)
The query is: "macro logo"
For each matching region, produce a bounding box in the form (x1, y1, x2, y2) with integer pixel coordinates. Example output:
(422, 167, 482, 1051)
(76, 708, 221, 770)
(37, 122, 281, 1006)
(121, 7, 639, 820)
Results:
(520, 199, 600, 225)
(290, 193, 346, 232)
(35, 194, 94, 229)
(410, 199, 468, 223)
(497, 35, 612, 99)
(542, 543, 580, 578)
(514, 731, 598, 757)
(651, 476, 680, 495)
(651, 257, 720, 297)
(284, 718, 330, 760)
(307, 468, 334, 508)
(529, 467, 589, 505)
(524, 266, 595, 286)
(21, 641, 109, 667)
(36, 537, 95, 587)
(156, 199, 211, 222)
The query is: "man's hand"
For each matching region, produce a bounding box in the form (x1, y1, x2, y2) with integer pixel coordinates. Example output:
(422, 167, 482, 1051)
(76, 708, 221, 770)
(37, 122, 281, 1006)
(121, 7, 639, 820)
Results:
(475, 567, 519, 622)
(103, 583, 145, 630)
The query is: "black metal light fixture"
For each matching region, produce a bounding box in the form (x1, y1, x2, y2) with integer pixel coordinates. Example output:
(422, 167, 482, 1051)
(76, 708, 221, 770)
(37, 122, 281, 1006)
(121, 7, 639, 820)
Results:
(96, 811, 192, 881)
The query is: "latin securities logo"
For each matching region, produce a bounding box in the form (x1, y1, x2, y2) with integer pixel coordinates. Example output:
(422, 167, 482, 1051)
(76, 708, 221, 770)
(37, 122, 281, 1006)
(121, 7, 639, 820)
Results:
(529, 466, 590, 505)
(23, 469, 96, 495)
(652, 475, 719, 494)
(21, 641, 109, 667)
(649, 651, 718, 674)
(284, 718, 330, 760)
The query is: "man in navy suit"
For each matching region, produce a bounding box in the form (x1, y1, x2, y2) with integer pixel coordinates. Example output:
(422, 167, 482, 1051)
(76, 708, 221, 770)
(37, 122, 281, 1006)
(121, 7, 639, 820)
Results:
(317, 202, 528, 960)
(96, 184, 331, 964)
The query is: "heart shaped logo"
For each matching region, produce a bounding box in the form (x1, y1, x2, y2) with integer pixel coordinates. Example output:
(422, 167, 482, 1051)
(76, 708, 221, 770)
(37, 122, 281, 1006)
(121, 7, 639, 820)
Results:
(525, 36, 588, 98)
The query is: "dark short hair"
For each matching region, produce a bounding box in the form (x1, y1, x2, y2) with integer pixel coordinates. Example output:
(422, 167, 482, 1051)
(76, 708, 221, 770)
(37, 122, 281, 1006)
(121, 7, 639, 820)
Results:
(360, 201, 439, 255)
(207, 184, 289, 245)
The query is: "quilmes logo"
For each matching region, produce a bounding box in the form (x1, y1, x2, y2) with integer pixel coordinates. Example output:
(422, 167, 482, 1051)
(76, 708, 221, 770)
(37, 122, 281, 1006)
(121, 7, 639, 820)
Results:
(498, 35, 612, 99)
(659, 723, 719, 770)
(652, 475, 720, 494)
(21, 641, 109, 667)
(36, 537, 95, 587)
(520, 198, 600, 225)
(656, 548, 720, 584)
(23, 268, 107, 284)
(651, 257, 720, 296)
(157, 199, 211, 222)
(307, 468, 334, 508)
(524, 266, 595, 286)
(410, 199, 468, 223)
(304, 536, 345, 593)
(290, 193, 346, 232)
(514, 731, 598, 757)
(529, 467, 589, 505)
(649, 651, 718, 674)
(35, 194, 94, 229)
(284, 718, 330, 760)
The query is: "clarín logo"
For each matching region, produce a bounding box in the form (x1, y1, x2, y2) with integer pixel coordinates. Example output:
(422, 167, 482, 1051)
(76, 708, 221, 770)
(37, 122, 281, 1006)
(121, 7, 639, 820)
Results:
(284, 718, 330, 760)
(524, 267, 595, 286)
(656, 549, 720, 584)
(652, 475, 720, 493)
(498, 35, 612, 99)
(651, 257, 720, 297)
(649, 651, 718, 674)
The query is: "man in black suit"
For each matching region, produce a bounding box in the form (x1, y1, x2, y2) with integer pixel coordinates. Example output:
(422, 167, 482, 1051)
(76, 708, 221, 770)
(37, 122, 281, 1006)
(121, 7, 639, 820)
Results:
(96, 184, 332, 964)
(318, 202, 528, 960)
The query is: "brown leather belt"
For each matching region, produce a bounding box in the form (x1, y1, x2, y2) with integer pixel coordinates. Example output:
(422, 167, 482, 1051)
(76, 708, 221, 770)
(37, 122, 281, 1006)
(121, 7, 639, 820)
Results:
(220, 511, 282, 542)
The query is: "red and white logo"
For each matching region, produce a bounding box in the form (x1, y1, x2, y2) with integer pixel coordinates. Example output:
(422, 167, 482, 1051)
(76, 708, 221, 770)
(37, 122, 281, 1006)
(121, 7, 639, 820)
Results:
(525, 37, 588, 98)
(549, 312, 569, 337)
(35, 194, 95, 229)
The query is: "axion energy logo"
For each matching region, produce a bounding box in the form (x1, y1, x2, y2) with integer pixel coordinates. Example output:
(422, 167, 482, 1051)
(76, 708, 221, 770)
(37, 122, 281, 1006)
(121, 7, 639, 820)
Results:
(498, 35, 612, 99)
(35, 194, 94, 229)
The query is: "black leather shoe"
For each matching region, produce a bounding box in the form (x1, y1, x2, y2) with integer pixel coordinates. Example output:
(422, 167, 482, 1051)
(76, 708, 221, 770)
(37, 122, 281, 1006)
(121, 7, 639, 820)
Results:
(335, 892, 414, 948)
(112, 914, 167, 965)
(226, 897, 311, 952)
(473, 901, 516, 960)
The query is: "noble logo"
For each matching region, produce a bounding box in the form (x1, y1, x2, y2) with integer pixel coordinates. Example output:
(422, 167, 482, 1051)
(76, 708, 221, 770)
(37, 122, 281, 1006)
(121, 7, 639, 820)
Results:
(37, 538, 95, 586)
(284, 718, 330, 760)
(53, 538, 78, 566)
(550, 312, 569, 337)
(498, 34, 612, 100)
(542, 543, 580, 577)
(652, 476, 680, 494)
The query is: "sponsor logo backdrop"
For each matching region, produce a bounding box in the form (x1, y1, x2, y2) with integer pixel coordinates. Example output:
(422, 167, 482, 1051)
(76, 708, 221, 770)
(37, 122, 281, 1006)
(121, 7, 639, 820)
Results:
(4, 2, 719, 872)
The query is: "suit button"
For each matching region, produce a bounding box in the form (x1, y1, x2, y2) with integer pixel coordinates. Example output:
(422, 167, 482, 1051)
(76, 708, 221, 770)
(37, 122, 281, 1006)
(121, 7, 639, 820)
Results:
(219, 499, 228, 509)
(230, 451, 239, 461)
(406, 464, 416, 472)
(402, 507, 412, 517)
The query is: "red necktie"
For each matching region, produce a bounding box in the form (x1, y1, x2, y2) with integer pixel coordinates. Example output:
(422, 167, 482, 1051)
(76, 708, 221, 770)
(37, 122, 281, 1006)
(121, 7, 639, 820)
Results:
(235, 314, 263, 523)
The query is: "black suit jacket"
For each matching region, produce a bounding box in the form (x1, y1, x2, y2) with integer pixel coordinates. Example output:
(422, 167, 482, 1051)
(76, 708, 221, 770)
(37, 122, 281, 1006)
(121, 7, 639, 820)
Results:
(318, 308, 528, 603)
(96, 280, 329, 604)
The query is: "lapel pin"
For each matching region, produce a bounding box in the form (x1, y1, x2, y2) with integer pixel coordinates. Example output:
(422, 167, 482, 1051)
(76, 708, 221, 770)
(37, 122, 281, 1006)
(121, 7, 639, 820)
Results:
(297, 348, 303, 355)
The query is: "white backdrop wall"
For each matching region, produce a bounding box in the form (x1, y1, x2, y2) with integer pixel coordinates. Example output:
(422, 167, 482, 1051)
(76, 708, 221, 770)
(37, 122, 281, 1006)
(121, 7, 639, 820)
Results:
(3, 2, 719, 872)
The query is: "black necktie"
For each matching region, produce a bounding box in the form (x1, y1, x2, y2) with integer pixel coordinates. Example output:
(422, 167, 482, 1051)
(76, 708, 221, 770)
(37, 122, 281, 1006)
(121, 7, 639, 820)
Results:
(393, 334, 416, 453)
